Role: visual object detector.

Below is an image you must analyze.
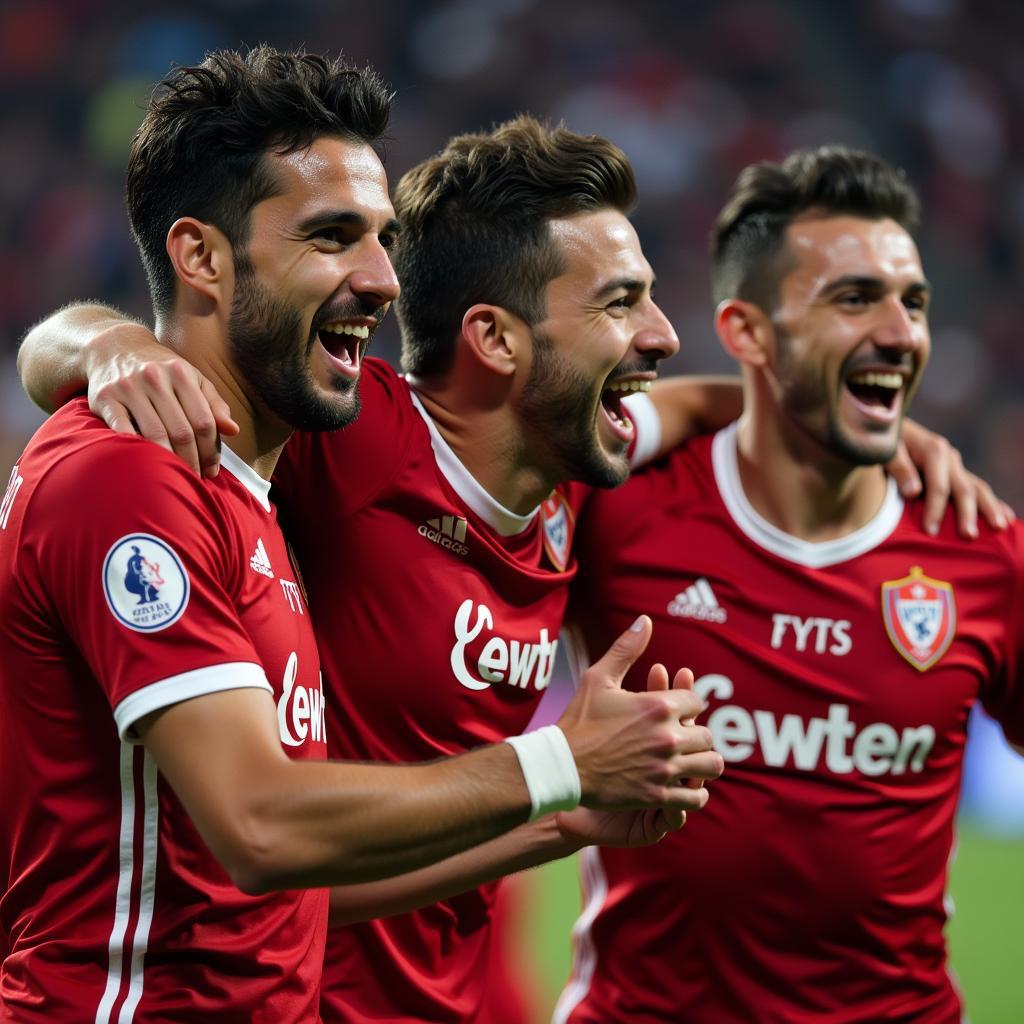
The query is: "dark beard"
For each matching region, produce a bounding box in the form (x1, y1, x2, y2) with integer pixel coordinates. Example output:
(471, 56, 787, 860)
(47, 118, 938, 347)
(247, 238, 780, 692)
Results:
(775, 328, 899, 467)
(228, 263, 361, 433)
(520, 329, 629, 490)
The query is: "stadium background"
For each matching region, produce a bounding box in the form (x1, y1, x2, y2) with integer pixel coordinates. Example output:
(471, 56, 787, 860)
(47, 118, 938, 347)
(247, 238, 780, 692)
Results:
(1, 0, 1022, 1019)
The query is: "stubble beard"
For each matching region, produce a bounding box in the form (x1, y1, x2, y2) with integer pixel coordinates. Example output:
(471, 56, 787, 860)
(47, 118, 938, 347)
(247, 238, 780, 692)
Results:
(228, 262, 361, 433)
(775, 330, 900, 468)
(520, 329, 629, 490)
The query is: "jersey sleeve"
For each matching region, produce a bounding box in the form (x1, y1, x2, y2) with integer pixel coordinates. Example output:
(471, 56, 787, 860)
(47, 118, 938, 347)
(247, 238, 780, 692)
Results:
(623, 392, 662, 469)
(978, 523, 1024, 748)
(23, 436, 271, 741)
(272, 358, 413, 529)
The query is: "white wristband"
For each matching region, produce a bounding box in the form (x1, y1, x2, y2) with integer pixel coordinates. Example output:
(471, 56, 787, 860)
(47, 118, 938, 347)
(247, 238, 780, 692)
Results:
(505, 725, 581, 821)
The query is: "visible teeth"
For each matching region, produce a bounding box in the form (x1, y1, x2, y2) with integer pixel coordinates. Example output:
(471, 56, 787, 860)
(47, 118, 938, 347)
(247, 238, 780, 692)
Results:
(605, 380, 652, 393)
(321, 323, 370, 339)
(848, 371, 902, 389)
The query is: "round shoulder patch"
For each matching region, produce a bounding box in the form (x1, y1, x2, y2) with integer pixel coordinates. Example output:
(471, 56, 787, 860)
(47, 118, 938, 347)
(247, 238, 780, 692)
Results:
(103, 533, 190, 633)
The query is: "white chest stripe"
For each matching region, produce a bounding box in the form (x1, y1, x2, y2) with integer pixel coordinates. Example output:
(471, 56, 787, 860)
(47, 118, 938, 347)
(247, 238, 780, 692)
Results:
(95, 744, 159, 1023)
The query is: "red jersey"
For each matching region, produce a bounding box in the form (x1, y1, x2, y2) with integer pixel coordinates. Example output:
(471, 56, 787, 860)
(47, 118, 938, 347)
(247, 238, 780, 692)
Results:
(273, 358, 587, 1023)
(0, 401, 327, 1023)
(557, 424, 1024, 1024)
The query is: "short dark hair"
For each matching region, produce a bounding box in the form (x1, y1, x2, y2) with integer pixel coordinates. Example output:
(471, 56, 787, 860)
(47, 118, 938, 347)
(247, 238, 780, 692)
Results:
(126, 45, 393, 315)
(711, 146, 921, 310)
(392, 115, 637, 378)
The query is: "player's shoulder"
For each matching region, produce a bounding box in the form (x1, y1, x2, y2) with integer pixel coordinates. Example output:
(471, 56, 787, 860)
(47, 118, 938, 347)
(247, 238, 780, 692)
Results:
(899, 499, 1024, 573)
(25, 400, 223, 520)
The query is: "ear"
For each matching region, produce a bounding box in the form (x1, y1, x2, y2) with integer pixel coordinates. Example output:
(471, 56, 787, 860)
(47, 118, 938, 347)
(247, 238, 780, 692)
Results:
(460, 304, 528, 377)
(165, 217, 233, 306)
(715, 298, 772, 369)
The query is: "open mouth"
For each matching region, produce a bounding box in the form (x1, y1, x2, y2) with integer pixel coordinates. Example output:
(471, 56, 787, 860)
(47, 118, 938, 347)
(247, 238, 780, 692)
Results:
(317, 322, 370, 379)
(844, 370, 904, 420)
(599, 379, 651, 443)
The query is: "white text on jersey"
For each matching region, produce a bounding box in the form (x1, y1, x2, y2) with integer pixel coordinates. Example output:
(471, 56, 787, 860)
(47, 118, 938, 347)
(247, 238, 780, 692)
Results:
(695, 673, 935, 777)
(279, 579, 305, 615)
(277, 651, 326, 747)
(450, 599, 557, 692)
(419, 515, 469, 556)
(770, 613, 852, 655)
(1, 465, 23, 530)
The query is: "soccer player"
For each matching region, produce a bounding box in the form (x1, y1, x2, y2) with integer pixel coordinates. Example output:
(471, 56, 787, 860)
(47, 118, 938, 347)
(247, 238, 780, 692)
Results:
(0, 50, 722, 1022)
(557, 147, 1024, 1023)
(16, 122, 1002, 1022)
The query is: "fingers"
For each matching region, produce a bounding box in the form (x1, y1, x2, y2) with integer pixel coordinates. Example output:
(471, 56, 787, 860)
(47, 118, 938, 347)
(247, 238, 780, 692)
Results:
(96, 398, 140, 437)
(581, 615, 652, 692)
(656, 807, 686, 834)
(967, 474, 1011, 534)
(886, 442, 922, 500)
(202, 377, 240, 437)
(949, 466, 979, 539)
(645, 662, 669, 692)
(659, 783, 711, 812)
(673, 747, 724, 781)
(919, 443, 953, 536)
(661, 686, 703, 724)
(90, 358, 234, 478)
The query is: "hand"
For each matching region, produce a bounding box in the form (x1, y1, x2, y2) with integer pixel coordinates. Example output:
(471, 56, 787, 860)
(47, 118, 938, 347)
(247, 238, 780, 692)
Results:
(889, 419, 1014, 537)
(84, 322, 239, 479)
(556, 616, 724, 813)
(554, 805, 687, 849)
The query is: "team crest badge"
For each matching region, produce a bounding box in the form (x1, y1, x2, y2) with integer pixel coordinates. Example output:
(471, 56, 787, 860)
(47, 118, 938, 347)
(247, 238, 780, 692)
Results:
(541, 491, 575, 573)
(103, 533, 189, 632)
(881, 565, 956, 671)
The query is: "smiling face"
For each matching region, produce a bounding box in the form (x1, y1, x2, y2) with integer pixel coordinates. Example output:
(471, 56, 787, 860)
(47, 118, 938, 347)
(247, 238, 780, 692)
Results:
(766, 214, 930, 465)
(228, 136, 400, 432)
(519, 208, 679, 487)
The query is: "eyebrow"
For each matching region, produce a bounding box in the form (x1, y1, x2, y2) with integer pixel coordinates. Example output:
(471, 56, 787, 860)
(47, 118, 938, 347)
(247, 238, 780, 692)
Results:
(593, 276, 653, 300)
(822, 273, 931, 295)
(296, 209, 401, 237)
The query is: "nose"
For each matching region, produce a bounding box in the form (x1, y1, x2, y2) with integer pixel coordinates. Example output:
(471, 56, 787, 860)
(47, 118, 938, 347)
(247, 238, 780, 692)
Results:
(634, 300, 680, 363)
(874, 295, 926, 354)
(349, 238, 401, 308)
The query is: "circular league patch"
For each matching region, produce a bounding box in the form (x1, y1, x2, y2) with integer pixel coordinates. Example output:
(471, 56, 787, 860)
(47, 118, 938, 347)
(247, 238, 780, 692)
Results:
(103, 533, 190, 633)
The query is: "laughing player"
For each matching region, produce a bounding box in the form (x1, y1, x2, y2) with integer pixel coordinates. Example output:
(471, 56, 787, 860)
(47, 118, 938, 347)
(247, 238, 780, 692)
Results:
(0, 52, 723, 1022)
(16, 120, 1005, 1022)
(557, 147, 1024, 1024)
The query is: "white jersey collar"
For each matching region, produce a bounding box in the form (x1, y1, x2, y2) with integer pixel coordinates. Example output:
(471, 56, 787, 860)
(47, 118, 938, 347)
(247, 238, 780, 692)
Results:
(219, 443, 272, 512)
(407, 383, 537, 537)
(711, 422, 903, 568)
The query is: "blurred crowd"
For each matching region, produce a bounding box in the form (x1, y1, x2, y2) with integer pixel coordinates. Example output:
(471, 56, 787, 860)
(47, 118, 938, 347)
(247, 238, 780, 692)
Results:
(2, 0, 1022, 826)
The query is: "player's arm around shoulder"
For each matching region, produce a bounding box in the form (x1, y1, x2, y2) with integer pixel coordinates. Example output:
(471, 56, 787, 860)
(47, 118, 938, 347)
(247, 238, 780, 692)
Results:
(18, 301, 238, 478)
(645, 374, 742, 462)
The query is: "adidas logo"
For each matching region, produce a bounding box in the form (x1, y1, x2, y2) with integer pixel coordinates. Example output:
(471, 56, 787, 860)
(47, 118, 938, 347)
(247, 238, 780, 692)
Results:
(249, 538, 274, 578)
(418, 514, 469, 556)
(667, 577, 727, 623)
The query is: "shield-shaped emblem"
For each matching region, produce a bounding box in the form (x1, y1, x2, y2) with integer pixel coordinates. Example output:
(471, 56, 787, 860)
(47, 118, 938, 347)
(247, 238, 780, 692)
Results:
(541, 491, 575, 573)
(881, 565, 956, 671)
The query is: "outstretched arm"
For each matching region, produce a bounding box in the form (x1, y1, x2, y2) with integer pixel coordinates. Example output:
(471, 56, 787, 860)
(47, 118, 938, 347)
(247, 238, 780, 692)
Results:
(140, 617, 720, 894)
(325, 650, 720, 924)
(18, 302, 238, 478)
(646, 375, 1013, 537)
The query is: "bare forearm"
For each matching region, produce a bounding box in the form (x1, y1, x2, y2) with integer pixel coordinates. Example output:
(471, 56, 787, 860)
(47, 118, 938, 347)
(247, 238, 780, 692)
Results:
(650, 374, 743, 457)
(18, 302, 139, 411)
(222, 746, 537, 893)
(328, 815, 574, 925)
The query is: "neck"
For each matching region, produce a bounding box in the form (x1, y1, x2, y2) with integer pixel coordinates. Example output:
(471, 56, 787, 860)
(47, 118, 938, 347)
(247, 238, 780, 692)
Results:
(733, 398, 890, 543)
(156, 316, 291, 481)
(409, 374, 554, 517)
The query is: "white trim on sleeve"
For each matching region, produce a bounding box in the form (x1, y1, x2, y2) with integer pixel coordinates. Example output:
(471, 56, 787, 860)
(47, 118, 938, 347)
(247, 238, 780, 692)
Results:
(623, 392, 661, 469)
(113, 662, 273, 742)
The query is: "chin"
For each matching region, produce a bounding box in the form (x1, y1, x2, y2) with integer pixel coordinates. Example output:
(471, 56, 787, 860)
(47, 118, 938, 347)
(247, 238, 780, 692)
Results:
(830, 430, 900, 467)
